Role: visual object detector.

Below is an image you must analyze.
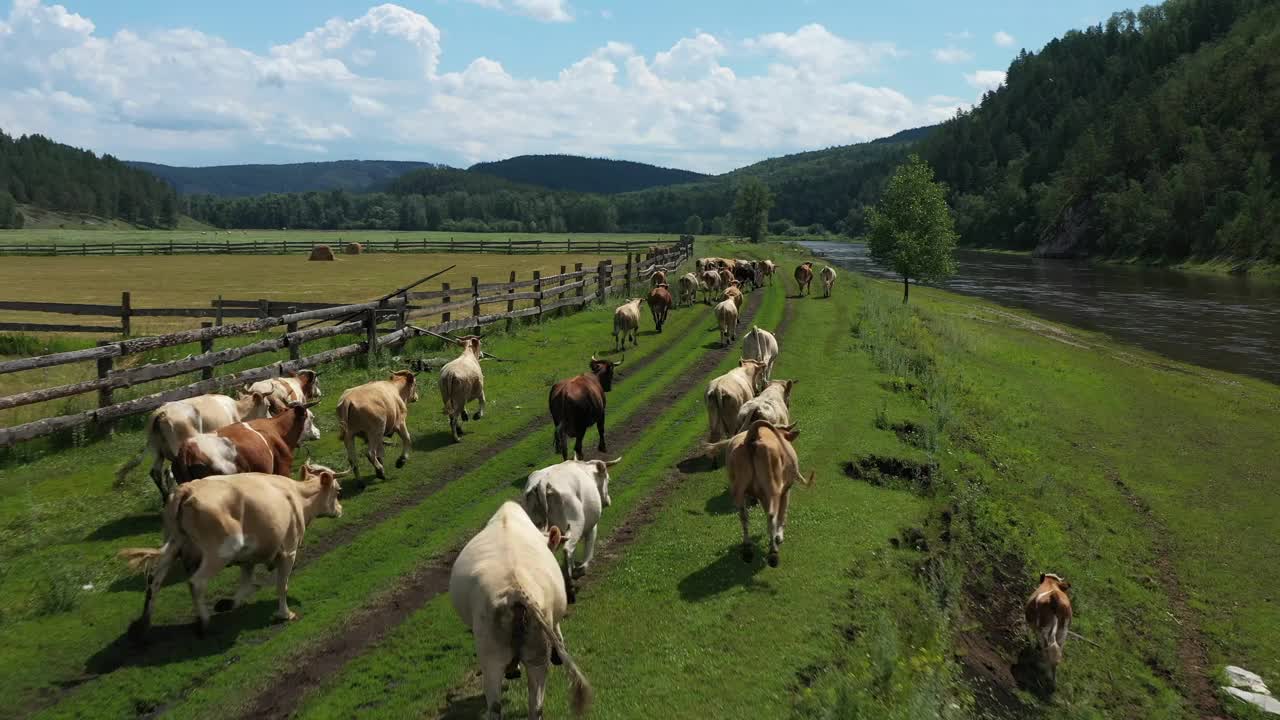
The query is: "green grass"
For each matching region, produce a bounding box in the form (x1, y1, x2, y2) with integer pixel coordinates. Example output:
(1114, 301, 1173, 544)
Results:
(0, 228, 692, 247)
(2, 237, 1277, 719)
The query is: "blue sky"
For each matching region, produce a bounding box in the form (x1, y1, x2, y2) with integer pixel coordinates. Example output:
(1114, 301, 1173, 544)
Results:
(0, 0, 1121, 173)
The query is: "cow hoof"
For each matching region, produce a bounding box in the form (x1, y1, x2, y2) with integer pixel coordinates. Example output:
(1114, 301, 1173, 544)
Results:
(767, 552, 780, 568)
(504, 661, 522, 680)
(741, 545, 754, 563)
(597, 442, 607, 453)
(461, 410, 470, 421)
(274, 610, 298, 623)
(214, 598, 235, 614)
(193, 619, 209, 638)
(571, 565, 587, 579)
(567, 589, 577, 605)
(473, 410, 484, 420)
(396, 456, 407, 468)
(375, 469, 387, 480)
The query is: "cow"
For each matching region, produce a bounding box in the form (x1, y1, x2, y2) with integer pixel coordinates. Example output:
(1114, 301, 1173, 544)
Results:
(335, 370, 419, 481)
(719, 268, 735, 290)
(1025, 573, 1073, 682)
(742, 325, 779, 381)
(708, 420, 814, 567)
(246, 369, 320, 406)
(522, 457, 620, 603)
(736, 379, 795, 432)
(820, 265, 837, 298)
(650, 269, 667, 288)
(450, 502, 593, 720)
(733, 262, 757, 291)
(647, 284, 673, 333)
(723, 282, 744, 311)
(714, 298, 739, 348)
(678, 272, 700, 307)
(700, 270, 722, 305)
(172, 401, 321, 483)
(118, 463, 344, 639)
(705, 359, 767, 442)
(613, 298, 643, 351)
(549, 356, 620, 461)
(439, 335, 486, 442)
(115, 391, 273, 504)
(794, 262, 814, 296)
(760, 260, 777, 285)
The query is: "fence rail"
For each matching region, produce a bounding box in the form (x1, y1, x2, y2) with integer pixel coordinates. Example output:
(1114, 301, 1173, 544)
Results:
(0, 236, 679, 257)
(0, 239, 693, 447)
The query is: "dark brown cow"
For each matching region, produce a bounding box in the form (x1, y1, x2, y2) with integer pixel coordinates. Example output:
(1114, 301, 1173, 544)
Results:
(794, 262, 814, 296)
(173, 402, 320, 483)
(650, 270, 667, 288)
(733, 263, 757, 291)
(646, 284, 673, 333)
(549, 357, 621, 461)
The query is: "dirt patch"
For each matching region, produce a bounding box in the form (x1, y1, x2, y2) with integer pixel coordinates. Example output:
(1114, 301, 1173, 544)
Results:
(1108, 470, 1227, 720)
(234, 291, 769, 719)
(954, 551, 1040, 718)
(890, 420, 928, 448)
(842, 454, 937, 494)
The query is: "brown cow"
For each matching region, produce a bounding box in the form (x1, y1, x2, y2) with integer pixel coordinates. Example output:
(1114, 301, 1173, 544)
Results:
(246, 369, 321, 405)
(647, 284, 673, 333)
(336, 370, 419, 480)
(119, 464, 343, 639)
(709, 420, 814, 567)
(650, 270, 667, 288)
(719, 268, 734, 290)
(172, 402, 321, 483)
(700, 270, 722, 305)
(1025, 573, 1073, 682)
(549, 356, 620, 461)
(723, 282, 744, 310)
(794, 262, 814, 296)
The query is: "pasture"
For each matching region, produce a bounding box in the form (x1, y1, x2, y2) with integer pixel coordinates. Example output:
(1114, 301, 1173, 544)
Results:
(0, 228, 682, 248)
(0, 239, 1276, 719)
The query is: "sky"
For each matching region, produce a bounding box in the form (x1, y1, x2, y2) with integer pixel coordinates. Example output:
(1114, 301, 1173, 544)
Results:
(0, 0, 1120, 174)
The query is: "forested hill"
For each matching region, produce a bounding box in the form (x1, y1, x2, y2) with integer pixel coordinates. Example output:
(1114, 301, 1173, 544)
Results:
(468, 155, 707, 194)
(0, 131, 177, 229)
(919, 0, 1280, 262)
(129, 160, 438, 197)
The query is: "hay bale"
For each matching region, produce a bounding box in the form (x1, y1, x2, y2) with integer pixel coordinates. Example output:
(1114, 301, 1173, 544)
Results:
(344, 242, 364, 255)
(308, 244, 336, 261)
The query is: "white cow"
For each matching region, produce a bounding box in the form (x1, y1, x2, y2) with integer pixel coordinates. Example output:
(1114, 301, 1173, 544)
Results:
(705, 359, 767, 443)
(741, 325, 779, 381)
(522, 457, 620, 603)
(820, 265, 837, 298)
(735, 379, 795, 432)
(613, 298, 643, 351)
(450, 502, 592, 720)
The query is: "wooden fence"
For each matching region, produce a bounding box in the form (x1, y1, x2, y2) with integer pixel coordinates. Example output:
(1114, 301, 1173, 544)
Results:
(0, 239, 692, 447)
(0, 236, 675, 257)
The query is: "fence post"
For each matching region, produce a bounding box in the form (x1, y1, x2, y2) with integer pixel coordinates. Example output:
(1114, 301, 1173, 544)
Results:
(625, 253, 633, 297)
(597, 261, 608, 303)
(567, 238, 571, 254)
(505, 270, 516, 333)
(96, 340, 115, 436)
(533, 271, 542, 324)
(111, 243, 116, 256)
(201, 322, 216, 380)
(258, 298, 270, 318)
(558, 265, 567, 317)
(508, 238, 513, 255)
(395, 238, 400, 252)
(365, 308, 378, 365)
(441, 282, 451, 327)
(471, 276, 480, 331)
(215, 295, 224, 326)
(120, 291, 132, 337)
(287, 320, 300, 361)
(574, 263, 584, 307)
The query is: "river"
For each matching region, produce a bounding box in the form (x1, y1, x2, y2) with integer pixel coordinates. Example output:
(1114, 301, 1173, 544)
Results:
(797, 241, 1280, 385)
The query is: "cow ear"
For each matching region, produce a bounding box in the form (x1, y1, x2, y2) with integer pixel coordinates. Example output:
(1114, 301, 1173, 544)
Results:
(319, 471, 335, 487)
(547, 526, 563, 550)
(1039, 573, 1047, 583)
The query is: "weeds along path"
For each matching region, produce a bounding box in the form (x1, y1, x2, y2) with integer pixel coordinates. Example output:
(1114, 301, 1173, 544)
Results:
(1108, 470, 1227, 720)
(230, 291, 771, 720)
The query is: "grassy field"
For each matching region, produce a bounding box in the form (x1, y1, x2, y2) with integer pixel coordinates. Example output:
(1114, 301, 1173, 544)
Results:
(0, 228, 681, 247)
(0, 239, 1275, 719)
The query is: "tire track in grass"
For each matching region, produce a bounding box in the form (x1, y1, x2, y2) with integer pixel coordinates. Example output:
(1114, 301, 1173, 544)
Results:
(233, 291, 768, 720)
(1107, 470, 1227, 720)
(28, 291, 706, 717)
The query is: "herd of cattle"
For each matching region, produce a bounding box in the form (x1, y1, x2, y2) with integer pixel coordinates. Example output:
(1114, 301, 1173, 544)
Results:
(111, 252, 1072, 718)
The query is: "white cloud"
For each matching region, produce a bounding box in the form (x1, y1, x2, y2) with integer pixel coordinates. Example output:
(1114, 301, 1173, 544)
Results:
(931, 46, 973, 64)
(993, 30, 1016, 47)
(945, 30, 973, 41)
(2, 2, 962, 172)
(463, 0, 572, 23)
(965, 70, 1006, 92)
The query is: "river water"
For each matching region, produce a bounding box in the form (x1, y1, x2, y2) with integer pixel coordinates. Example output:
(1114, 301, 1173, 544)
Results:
(797, 241, 1280, 385)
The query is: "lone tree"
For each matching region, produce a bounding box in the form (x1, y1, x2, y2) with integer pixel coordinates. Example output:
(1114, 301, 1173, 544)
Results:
(685, 214, 703, 236)
(732, 177, 773, 243)
(866, 154, 958, 303)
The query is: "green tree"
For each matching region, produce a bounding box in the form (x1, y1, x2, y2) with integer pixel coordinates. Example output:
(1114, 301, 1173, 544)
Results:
(866, 155, 958, 303)
(684, 214, 703, 235)
(732, 177, 773, 243)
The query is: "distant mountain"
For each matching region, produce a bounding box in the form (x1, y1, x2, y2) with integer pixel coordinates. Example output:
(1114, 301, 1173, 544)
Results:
(468, 155, 707, 194)
(128, 160, 439, 197)
(871, 125, 938, 145)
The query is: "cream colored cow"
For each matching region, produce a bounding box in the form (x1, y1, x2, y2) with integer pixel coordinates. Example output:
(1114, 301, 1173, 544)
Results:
(705, 359, 766, 442)
(336, 371, 419, 480)
(439, 336, 486, 442)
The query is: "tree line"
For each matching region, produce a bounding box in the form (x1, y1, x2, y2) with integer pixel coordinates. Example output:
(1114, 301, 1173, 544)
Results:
(0, 131, 178, 229)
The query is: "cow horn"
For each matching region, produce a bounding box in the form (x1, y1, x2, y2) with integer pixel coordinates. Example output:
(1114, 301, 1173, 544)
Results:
(303, 400, 321, 409)
(604, 457, 623, 466)
(590, 354, 599, 363)
(614, 355, 625, 367)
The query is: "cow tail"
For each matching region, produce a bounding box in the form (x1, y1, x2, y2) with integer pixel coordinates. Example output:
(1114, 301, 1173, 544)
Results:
(114, 411, 159, 485)
(118, 486, 192, 574)
(701, 438, 733, 461)
(513, 589, 592, 717)
(336, 399, 351, 442)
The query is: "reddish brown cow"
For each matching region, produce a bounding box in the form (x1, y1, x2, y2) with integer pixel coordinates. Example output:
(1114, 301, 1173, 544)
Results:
(719, 268, 734, 289)
(173, 402, 320, 483)
(794, 262, 814, 296)
(549, 357, 621, 461)
(646, 284, 673, 333)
